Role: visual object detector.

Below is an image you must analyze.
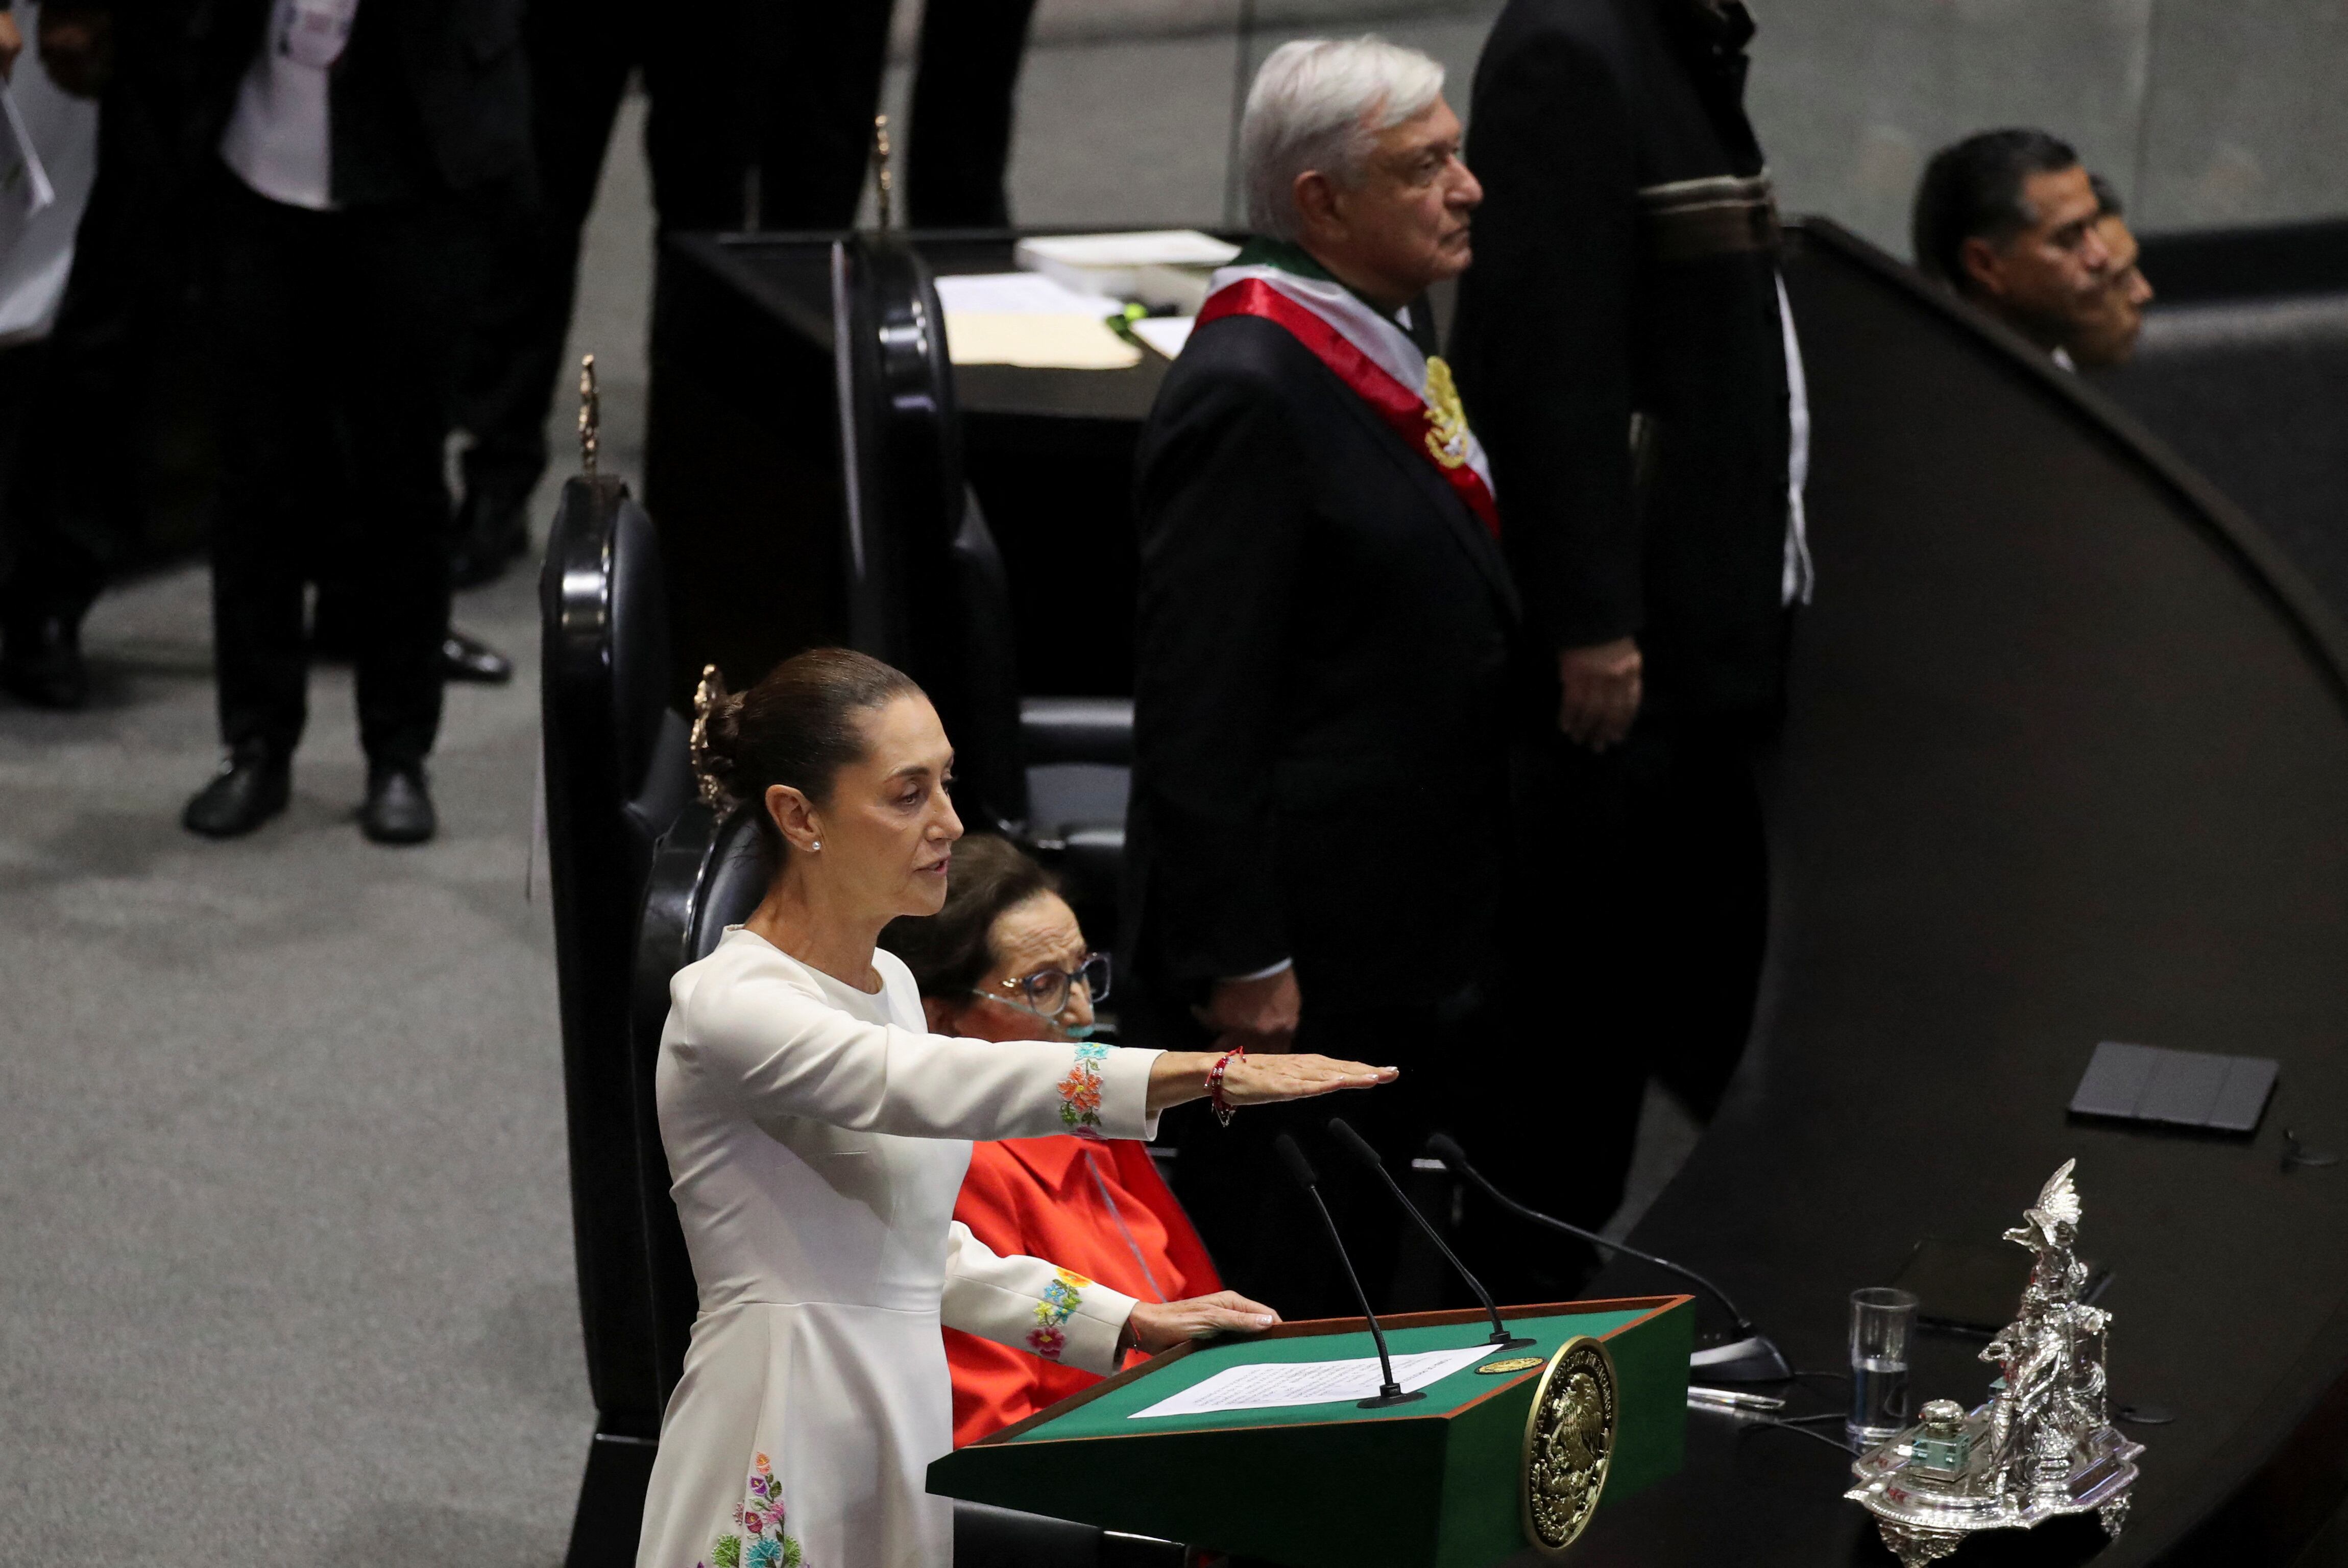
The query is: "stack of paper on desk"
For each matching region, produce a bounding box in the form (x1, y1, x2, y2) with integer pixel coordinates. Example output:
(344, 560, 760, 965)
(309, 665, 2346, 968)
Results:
(1013, 230, 1238, 315)
(1128, 316, 1195, 360)
(934, 271, 1142, 370)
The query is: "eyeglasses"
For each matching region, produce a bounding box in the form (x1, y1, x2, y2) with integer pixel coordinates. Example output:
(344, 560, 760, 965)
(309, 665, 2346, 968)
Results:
(978, 952, 1111, 1018)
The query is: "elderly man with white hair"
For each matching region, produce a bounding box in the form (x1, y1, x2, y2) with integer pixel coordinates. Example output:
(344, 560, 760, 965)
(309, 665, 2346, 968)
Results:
(1124, 37, 1543, 1318)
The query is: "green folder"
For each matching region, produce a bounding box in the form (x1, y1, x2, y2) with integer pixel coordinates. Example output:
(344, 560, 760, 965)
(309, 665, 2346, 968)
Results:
(929, 1297, 1692, 1567)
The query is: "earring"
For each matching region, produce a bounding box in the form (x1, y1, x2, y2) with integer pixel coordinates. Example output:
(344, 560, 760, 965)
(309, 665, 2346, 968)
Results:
(809, 840, 821, 852)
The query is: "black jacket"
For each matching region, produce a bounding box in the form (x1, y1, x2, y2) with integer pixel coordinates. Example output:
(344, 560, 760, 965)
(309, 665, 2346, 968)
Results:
(192, 0, 529, 206)
(1449, 0, 1791, 729)
(1126, 311, 1519, 1011)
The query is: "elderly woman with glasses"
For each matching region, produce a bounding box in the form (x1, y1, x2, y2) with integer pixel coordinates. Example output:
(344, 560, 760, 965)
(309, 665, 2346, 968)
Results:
(883, 833, 1226, 1446)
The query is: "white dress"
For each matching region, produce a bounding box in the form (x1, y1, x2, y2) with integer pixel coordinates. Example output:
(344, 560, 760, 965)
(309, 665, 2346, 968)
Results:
(637, 927, 1161, 1568)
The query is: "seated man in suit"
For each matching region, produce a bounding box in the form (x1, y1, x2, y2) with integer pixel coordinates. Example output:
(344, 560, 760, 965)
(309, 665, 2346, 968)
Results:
(883, 834, 1224, 1445)
(1126, 36, 1531, 1317)
(1911, 129, 2147, 370)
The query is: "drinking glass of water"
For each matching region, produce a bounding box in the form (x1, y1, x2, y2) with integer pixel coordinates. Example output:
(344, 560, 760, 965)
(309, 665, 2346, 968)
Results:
(1848, 1286, 1919, 1450)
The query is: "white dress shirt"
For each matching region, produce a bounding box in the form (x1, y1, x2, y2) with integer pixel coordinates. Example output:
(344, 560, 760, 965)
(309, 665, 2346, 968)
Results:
(1778, 274, 1816, 606)
(218, 0, 359, 211)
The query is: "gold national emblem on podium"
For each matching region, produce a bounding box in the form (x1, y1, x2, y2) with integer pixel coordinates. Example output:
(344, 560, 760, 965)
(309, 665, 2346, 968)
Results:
(1479, 1355, 1545, 1376)
(1521, 1336, 1617, 1557)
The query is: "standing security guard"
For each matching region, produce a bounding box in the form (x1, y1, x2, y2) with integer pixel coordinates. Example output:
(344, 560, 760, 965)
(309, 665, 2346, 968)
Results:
(181, 0, 530, 843)
(1448, 0, 1811, 1227)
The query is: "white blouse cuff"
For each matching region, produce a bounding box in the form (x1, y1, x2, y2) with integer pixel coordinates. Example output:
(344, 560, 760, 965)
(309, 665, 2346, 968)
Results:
(1049, 1275, 1139, 1377)
(1091, 1044, 1164, 1142)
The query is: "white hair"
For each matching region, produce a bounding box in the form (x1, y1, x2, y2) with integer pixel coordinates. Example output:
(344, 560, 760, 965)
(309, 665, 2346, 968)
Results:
(1241, 36, 1447, 242)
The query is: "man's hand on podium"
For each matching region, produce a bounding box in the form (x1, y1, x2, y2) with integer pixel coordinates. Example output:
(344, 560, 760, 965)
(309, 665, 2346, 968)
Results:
(1121, 1291, 1281, 1356)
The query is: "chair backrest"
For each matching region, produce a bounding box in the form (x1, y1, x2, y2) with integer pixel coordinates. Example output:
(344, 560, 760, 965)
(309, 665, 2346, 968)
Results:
(2100, 221, 2348, 623)
(539, 475, 695, 1438)
(833, 233, 1029, 833)
(630, 801, 769, 1402)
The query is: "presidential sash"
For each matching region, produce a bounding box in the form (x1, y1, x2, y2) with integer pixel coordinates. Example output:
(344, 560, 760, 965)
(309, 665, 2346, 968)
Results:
(1195, 266, 1500, 537)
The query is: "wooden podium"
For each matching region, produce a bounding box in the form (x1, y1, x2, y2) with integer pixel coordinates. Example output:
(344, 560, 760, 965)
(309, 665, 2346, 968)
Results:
(929, 1297, 1692, 1567)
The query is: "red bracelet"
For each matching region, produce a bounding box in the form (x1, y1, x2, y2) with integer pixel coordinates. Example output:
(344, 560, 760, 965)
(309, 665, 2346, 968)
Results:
(1207, 1047, 1245, 1126)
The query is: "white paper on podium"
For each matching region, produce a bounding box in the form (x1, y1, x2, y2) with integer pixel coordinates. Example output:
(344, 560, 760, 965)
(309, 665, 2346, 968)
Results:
(1128, 1343, 1493, 1419)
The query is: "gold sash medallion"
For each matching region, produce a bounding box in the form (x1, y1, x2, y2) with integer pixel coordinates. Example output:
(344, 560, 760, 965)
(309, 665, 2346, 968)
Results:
(1422, 355, 1471, 469)
(1521, 1336, 1617, 1557)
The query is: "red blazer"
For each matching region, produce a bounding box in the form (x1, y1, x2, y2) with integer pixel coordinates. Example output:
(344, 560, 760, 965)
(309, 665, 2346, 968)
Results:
(947, 1136, 1221, 1446)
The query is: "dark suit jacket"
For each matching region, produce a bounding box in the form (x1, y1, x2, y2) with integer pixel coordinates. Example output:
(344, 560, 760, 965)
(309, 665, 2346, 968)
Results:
(192, 0, 529, 206)
(1448, 0, 1790, 731)
(1126, 312, 1519, 1011)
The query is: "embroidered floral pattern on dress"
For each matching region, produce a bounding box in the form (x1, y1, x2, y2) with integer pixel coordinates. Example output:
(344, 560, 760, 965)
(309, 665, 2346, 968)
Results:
(696, 1453, 803, 1568)
(1027, 1267, 1093, 1360)
(1057, 1041, 1108, 1138)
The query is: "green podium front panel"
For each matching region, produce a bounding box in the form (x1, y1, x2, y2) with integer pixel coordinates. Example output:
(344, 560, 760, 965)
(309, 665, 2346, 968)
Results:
(929, 1297, 1692, 1568)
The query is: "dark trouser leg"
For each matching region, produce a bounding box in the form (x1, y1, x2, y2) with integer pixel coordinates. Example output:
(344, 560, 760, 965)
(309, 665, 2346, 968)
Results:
(1, 68, 185, 631)
(906, 0, 1039, 228)
(0, 343, 51, 614)
(453, 6, 638, 519)
(756, 0, 898, 229)
(1488, 733, 1665, 1291)
(208, 180, 335, 762)
(1629, 731, 1768, 1119)
(639, 0, 757, 232)
(338, 198, 470, 771)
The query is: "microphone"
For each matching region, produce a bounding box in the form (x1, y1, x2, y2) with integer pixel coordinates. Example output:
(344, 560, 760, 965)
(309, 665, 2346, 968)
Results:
(1326, 1118, 1538, 1352)
(1274, 1132, 1425, 1409)
(1423, 1133, 1793, 1384)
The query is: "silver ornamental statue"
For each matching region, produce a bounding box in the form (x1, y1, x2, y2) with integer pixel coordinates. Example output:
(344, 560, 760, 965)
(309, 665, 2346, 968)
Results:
(1846, 1161, 2143, 1567)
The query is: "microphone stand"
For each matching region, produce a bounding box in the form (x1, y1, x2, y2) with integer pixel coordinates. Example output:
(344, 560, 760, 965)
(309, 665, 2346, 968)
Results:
(1326, 1118, 1537, 1352)
(1425, 1134, 1793, 1384)
(1275, 1133, 1424, 1409)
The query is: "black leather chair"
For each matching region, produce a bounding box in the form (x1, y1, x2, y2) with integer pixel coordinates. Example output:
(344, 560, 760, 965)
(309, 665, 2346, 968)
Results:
(539, 473, 695, 1565)
(832, 232, 1133, 943)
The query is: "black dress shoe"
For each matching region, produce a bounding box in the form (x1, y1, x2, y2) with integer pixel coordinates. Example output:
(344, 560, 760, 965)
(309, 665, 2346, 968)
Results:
(441, 629, 513, 685)
(183, 749, 291, 838)
(360, 763, 436, 844)
(449, 488, 530, 589)
(1, 614, 90, 709)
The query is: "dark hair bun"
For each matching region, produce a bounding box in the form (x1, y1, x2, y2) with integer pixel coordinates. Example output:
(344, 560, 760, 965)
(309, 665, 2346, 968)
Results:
(691, 649, 926, 869)
(690, 664, 748, 810)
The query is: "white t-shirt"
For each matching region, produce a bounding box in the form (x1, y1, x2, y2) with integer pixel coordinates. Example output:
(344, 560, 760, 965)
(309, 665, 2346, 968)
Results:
(218, 0, 359, 211)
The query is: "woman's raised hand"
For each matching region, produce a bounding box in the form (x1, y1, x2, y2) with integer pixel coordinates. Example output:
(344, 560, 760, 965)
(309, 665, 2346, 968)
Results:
(1217, 1052, 1396, 1106)
(1124, 1290, 1281, 1354)
(1144, 1049, 1396, 1116)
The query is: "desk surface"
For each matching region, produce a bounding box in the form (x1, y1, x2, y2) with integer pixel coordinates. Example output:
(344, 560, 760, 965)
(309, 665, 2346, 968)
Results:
(1007, 1308, 1652, 1444)
(676, 231, 1177, 423)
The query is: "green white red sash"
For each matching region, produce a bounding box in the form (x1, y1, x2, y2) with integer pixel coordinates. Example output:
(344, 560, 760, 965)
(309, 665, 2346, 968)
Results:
(1195, 266, 1499, 537)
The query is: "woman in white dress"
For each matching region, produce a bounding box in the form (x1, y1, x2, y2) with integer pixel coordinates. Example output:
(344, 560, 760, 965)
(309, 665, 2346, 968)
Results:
(639, 648, 1397, 1568)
